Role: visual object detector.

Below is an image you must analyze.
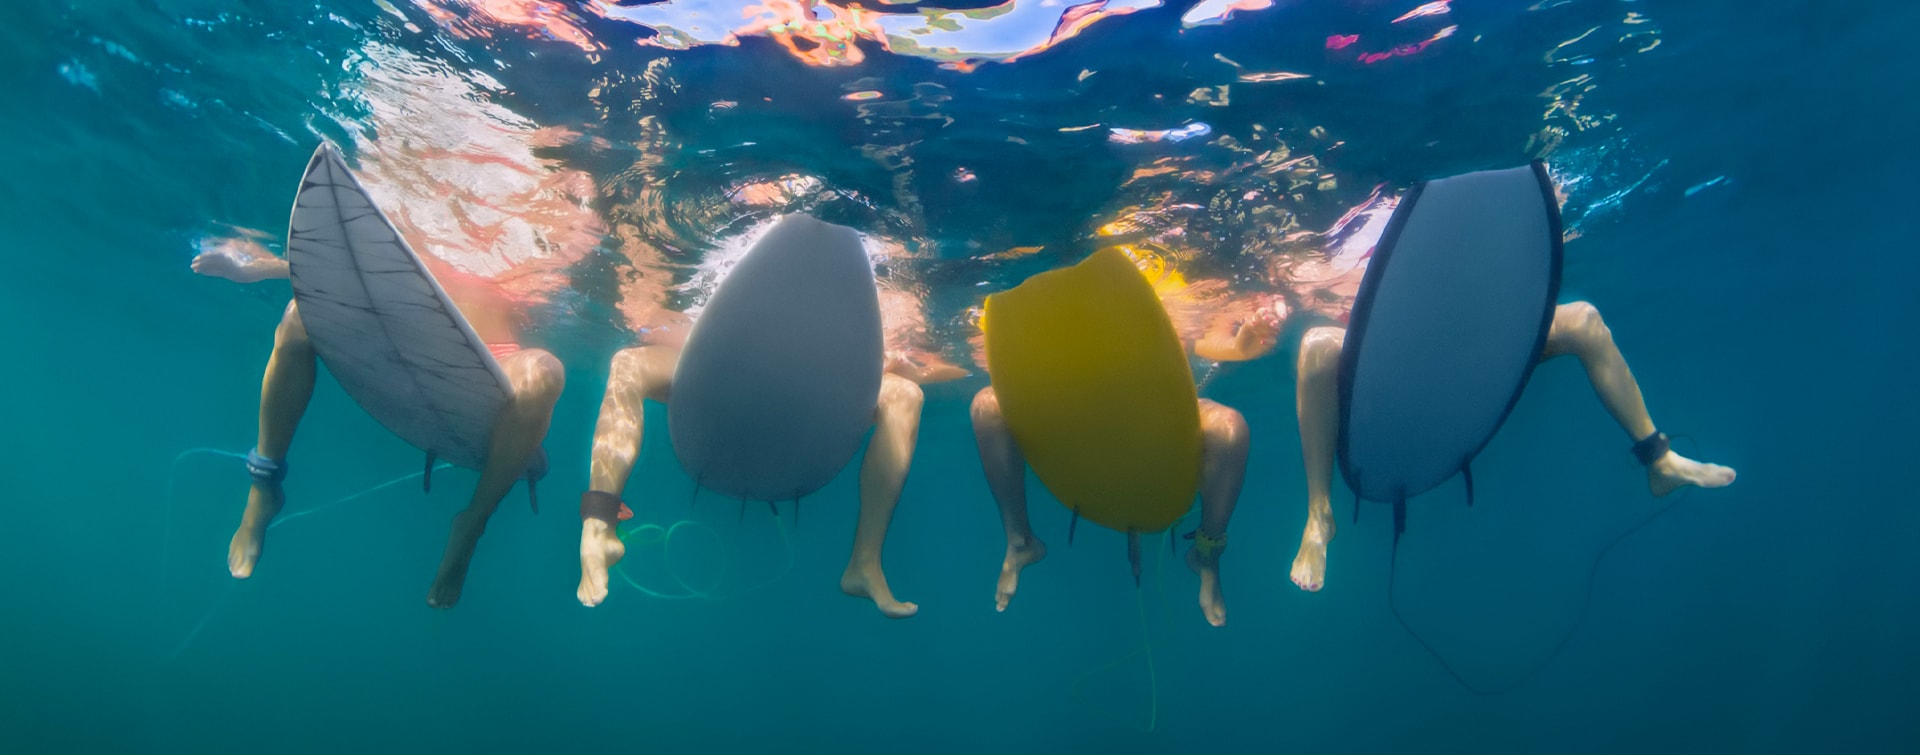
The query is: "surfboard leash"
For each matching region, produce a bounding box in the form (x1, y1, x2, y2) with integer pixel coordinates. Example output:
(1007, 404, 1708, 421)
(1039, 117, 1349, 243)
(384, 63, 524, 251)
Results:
(1386, 497, 1683, 696)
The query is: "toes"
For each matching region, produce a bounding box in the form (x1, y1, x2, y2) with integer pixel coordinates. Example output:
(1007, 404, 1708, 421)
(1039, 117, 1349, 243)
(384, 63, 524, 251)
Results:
(996, 569, 1020, 612)
(228, 538, 259, 579)
(427, 581, 462, 609)
(578, 577, 608, 607)
(883, 601, 919, 619)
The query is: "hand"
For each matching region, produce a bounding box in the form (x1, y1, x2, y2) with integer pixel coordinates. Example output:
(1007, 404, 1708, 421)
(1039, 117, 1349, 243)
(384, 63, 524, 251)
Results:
(1233, 316, 1279, 354)
(191, 236, 287, 284)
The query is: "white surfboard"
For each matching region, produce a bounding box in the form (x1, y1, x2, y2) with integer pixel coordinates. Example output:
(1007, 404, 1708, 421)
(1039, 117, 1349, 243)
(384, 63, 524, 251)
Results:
(285, 143, 513, 471)
(668, 214, 885, 501)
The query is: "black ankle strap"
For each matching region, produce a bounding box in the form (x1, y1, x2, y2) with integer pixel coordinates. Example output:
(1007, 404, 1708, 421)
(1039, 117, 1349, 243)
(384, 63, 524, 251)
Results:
(1631, 431, 1670, 466)
(581, 490, 624, 525)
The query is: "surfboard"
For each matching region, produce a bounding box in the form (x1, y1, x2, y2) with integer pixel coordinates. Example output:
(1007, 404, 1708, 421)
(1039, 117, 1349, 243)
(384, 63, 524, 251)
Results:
(983, 247, 1202, 534)
(285, 143, 515, 472)
(667, 214, 885, 501)
(1337, 162, 1564, 523)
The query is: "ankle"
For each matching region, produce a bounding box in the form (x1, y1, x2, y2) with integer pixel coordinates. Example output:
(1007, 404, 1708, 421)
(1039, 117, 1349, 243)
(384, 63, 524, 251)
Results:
(1303, 515, 1334, 545)
(247, 484, 284, 508)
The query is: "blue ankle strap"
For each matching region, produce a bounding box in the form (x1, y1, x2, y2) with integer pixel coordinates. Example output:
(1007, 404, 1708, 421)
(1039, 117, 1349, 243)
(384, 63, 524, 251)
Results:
(245, 448, 287, 485)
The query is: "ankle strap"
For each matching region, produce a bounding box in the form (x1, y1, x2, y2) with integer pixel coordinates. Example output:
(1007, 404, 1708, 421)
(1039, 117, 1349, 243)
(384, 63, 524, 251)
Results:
(581, 490, 630, 525)
(245, 448, 287, 485)
(1631, 431, 1670, 466)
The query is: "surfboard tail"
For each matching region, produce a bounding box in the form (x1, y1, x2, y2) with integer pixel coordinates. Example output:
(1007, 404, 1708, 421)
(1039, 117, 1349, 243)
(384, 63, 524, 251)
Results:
(288, 142, 514, 472)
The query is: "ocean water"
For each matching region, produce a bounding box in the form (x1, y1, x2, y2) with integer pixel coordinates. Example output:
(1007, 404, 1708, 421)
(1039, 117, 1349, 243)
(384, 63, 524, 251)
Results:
(2, 1, 1915, 753)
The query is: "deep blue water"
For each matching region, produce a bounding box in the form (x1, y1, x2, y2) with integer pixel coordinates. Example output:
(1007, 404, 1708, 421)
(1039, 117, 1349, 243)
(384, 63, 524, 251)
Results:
(3, 1, 1917, 753)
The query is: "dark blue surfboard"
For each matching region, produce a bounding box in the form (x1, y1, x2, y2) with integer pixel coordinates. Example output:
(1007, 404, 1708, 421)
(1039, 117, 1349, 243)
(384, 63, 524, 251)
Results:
(1336, 162, 1564, 533)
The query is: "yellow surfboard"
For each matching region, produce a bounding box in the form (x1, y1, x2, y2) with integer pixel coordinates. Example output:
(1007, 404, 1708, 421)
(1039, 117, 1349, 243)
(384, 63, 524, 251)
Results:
(984, 247, 1202, 533)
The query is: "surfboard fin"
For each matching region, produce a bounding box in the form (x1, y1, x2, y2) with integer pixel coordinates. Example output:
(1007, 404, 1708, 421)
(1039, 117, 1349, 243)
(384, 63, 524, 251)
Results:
(1069, 506, 1081, 546)
(738, 499, 746, 525)
(526, 449, 547, 514)
(1462, 464, 1475, 508)
(1391, 494, 1408, 555)
(767, 500, 779, 517)
(1127, 531, 1142, 588)
(690, 479, 703, 510)
(423, 452, 436, 494)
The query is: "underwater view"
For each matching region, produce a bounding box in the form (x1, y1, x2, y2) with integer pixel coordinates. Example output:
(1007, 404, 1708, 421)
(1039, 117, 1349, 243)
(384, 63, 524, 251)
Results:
(3, 0, 1915, 752)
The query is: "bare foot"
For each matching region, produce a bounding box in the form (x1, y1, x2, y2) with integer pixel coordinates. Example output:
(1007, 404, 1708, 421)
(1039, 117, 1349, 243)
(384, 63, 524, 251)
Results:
(840, 560, 918, 619)
(427, 553, 472, 609)
(191, 236, 287, 284)
(1649, 451, 1736, 497)
(1290, 516, 1333, 592)
(227, 482, 284, 579)
(578, 519, 625, 607)
(1186, 544, 1227, 627)
(427, 515, 485, 609)
(995, 536, 1047, 612)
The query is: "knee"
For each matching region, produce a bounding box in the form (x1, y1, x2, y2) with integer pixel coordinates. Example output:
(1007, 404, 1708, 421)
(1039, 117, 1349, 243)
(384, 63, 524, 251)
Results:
(1557, 301, 1610, 345)
(1297, 326, 1345, 375)
(509, 349, 565, 405)
(275, 301, 311, 351)
(608, 347, 648, 380)
(970, 386, 1002, 424)
(1199, 400, 1250, 454)
(878, 374, 924, 415)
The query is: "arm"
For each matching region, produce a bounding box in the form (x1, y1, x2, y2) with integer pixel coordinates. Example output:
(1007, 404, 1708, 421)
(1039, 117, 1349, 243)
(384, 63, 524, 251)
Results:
(885, 350, 971, 385)
(191, 235, 289, 283)
(1193, 300, 1286, 362)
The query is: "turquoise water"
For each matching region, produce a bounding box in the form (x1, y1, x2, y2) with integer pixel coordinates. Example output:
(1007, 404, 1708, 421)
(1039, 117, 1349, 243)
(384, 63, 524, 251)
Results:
(3, 0, 1916, 752)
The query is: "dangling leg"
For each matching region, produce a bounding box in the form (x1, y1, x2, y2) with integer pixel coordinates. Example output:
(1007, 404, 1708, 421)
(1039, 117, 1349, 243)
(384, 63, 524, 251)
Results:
(970, 386, 1046, 612)
(228, 302, 316, 579)
(1544, 302, 1735, 496)
(577, 346, 677, 607)
(1188, 400, 1249, 627)
(840, 374, 923, 619)
(427, 349, 565, 608)
(1289, 326, 1344, 592)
